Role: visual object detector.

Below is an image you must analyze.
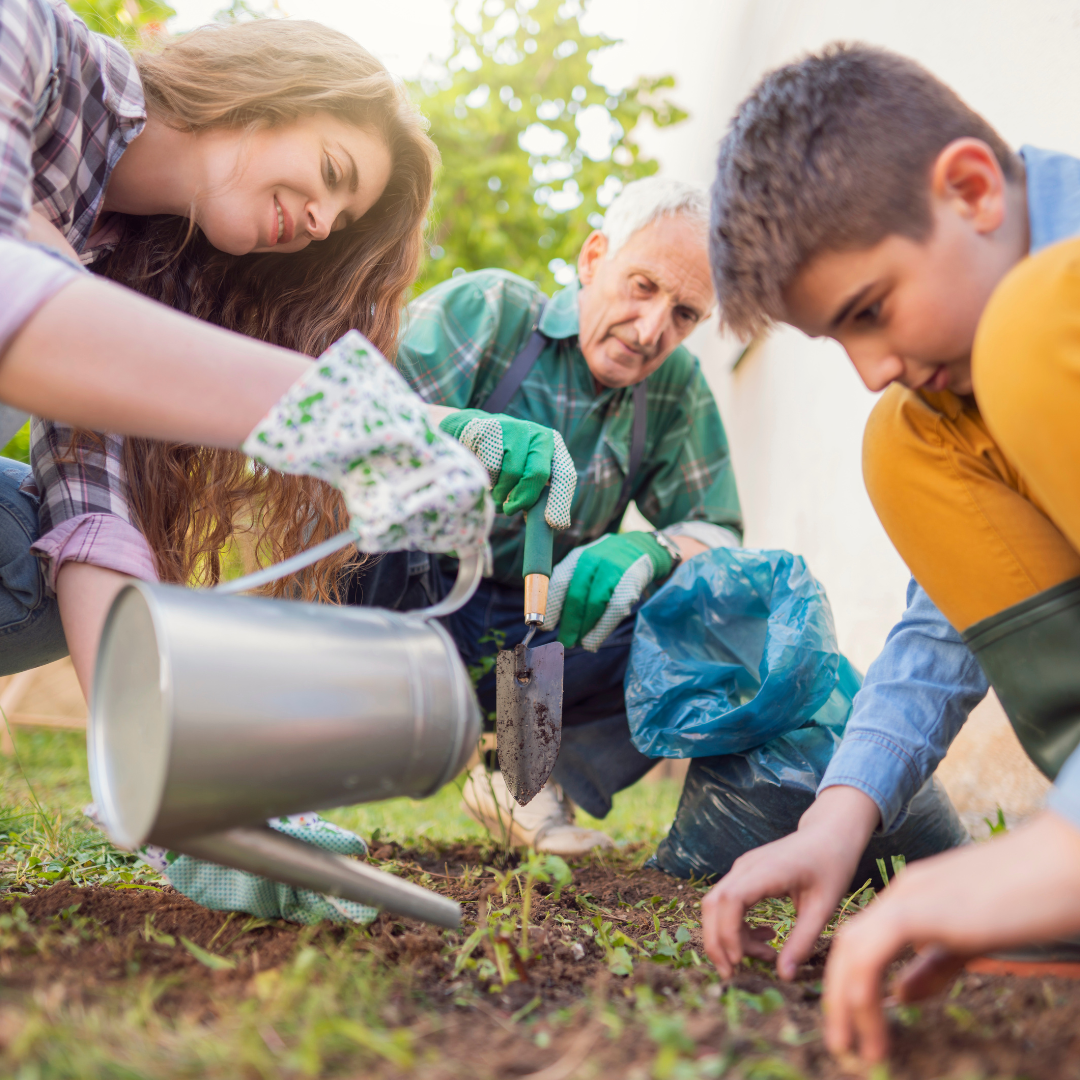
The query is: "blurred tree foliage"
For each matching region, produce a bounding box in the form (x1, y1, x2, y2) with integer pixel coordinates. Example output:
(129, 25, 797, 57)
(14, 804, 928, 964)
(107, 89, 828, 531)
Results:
(409, 0, 687, 294)
(67, 0, 174, 48)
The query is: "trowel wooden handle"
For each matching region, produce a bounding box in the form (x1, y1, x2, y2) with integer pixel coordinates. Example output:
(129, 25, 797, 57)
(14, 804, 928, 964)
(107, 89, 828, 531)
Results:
(523, 573, 549, 625)
(523, 488, 554, 623)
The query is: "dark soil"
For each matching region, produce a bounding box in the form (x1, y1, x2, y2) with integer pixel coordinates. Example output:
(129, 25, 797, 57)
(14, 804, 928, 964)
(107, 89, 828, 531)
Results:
(2, 847, 1079, 1079)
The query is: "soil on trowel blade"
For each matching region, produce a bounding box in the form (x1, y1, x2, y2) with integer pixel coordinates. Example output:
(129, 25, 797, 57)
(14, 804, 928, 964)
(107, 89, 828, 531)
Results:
(2, 849, 1079, 1078)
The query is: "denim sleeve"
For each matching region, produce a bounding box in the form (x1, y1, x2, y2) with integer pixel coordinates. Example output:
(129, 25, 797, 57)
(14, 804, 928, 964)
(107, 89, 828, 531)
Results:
(1048, 744, 1080, 831)
(818, 577, 989, 833)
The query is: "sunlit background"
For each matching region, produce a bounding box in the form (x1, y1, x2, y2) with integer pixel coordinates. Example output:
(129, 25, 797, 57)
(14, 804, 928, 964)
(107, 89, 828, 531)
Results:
(71, 0, 1080, 676)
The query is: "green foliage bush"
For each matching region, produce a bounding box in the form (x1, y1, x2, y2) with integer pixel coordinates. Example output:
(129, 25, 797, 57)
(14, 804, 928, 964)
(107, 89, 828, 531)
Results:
(71, 0, 687, 297)
(68, 0, 175, 47)
(410, 0, 687, 294)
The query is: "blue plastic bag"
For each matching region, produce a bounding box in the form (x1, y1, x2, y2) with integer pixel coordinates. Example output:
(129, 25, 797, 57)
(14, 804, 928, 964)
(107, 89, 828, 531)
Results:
(625, 547, 862, 759)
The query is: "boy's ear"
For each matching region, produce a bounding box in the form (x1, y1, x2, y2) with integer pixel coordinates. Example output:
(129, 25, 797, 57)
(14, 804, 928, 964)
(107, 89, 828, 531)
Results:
(577, 230, 608, 285)
(930, 138, 1008, 234)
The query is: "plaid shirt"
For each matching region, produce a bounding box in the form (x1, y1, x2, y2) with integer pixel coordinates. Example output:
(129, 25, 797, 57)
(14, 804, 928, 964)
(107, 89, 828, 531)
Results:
(397, 270, 743, 585)
(1, 0, 149, 581)
(1, 0, 145, 247)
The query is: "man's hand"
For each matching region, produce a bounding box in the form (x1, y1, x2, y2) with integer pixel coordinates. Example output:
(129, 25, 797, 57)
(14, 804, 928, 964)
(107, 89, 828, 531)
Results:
(438, 410, 576, 528)
(702, 786, 881, 980)
(541, 530, 672, 650)
(823, 809, 1080, 1064)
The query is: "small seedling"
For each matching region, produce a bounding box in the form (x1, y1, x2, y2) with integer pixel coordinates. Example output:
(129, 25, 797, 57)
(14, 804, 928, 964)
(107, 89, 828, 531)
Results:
(645, 925, 700, 970)
(180, 936, 236, 971)
(587, 914, 640, 975)
(984, 807, 1008, 836)
(142, 913, 175, 948)
(875, 853, 907, 890)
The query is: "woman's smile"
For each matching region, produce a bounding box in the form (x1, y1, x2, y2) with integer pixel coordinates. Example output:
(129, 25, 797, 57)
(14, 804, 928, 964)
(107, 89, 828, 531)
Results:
(271, 196, 294, 246)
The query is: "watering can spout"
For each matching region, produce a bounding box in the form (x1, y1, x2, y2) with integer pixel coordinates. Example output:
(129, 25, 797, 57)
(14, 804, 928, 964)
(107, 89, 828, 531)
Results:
(179, 826, 462, 928)
(90, 551, 486, 928)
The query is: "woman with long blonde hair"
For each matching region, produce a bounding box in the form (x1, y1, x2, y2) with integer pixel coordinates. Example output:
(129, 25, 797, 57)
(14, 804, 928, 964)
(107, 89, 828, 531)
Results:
(4, 3, 564, 695)
(2, 1, 570, 923)
(76, 16, 440, 610)
(1, 0, 516, 692)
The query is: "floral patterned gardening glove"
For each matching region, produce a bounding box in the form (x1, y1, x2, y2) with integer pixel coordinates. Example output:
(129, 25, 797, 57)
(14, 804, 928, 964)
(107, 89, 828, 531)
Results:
(242, 331, 493, 553)
(437, 409, 577, 530)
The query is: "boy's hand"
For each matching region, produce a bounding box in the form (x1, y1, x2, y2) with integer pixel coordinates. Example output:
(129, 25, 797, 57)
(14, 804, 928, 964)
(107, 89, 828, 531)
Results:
(823, 810, 1080, 1064)
(701, 786, 881, 980)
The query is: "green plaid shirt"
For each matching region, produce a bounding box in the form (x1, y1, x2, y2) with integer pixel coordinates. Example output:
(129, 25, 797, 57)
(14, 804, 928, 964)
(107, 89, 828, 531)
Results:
(398, 269, 743, 585)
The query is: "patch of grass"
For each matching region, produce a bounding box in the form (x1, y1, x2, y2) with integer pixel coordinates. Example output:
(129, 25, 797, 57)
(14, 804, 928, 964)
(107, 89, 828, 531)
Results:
(14, 732, 1038, 1080)
(324, 772, 684, 852)
(0, 730, 150, 892)
(0, 725, 683, 896)
(2, 923, 420, 1079)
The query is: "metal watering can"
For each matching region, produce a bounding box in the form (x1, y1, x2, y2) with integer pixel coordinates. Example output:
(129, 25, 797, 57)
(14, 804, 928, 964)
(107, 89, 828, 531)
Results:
(88, 533, 486, 929)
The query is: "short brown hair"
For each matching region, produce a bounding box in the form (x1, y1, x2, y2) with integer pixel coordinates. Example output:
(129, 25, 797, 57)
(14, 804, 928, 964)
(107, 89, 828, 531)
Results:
(709, 43, 1022, 337)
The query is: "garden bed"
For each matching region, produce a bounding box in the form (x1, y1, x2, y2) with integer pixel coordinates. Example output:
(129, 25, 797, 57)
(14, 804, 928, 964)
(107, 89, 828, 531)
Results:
(2, 843, 1079, 1079)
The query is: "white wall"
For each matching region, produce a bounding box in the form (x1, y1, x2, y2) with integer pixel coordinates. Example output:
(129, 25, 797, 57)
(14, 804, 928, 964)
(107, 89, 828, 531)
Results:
(603, 0, 1080, 670)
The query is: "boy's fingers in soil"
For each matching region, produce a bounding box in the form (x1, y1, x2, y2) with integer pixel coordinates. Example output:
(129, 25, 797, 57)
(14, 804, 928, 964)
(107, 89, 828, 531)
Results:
(776, 893, 839, 980)
(703, 862, 805, 975)
(824, 915, 905, 1063)
(701, 880, 754, 975)
(744, 925, 781, 963)
(891, 944, 968, 1003)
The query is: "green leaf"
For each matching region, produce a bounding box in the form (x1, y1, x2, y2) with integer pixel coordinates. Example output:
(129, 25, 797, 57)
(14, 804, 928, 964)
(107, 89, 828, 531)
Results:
(180, 936, 236, 970)
(67, 0, 176, 49)
(452, 926, 487, 976)
(330, 1018, 414, 1069)
(606, 945, 633, 976)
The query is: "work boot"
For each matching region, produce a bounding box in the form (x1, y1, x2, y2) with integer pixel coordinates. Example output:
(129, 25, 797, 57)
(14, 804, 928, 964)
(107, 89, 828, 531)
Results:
(963, 575, 1080, 778)
(461, 764, 614, 856)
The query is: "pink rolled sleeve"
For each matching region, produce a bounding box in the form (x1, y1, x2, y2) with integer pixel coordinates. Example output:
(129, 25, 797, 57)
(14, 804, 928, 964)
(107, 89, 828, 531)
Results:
(0, 237, 83, 356)
(31, 512, 158, 592)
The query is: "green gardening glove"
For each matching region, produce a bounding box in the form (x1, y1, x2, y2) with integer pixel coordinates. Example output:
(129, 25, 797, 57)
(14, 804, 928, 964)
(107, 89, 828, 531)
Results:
(542, 531, 673, 651)
(439, 409, 576, 528)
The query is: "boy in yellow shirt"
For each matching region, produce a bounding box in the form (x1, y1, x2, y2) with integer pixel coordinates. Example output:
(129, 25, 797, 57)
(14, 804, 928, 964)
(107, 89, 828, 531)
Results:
(701, 43, 1080, 1062)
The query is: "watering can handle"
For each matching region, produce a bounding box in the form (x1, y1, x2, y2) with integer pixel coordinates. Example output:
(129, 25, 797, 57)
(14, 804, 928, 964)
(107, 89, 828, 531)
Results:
(211, 530, 486, 620)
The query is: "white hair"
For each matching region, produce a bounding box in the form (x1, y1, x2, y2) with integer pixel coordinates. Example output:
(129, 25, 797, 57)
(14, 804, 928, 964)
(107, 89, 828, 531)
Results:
(599, 176, 709, 257)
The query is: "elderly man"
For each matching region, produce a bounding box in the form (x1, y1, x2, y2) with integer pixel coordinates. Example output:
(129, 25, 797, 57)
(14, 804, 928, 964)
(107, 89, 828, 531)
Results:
(375, 177, 743, 854)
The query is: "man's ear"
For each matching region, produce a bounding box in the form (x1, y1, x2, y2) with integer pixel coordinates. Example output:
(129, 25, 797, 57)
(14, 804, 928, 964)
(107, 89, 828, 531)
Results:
(577, 231, 608, 285)
(931, 138, 1009, 234)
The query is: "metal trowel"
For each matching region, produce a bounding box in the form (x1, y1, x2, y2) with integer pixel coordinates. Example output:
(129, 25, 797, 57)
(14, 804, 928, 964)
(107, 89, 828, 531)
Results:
(496, 488, 565, 805)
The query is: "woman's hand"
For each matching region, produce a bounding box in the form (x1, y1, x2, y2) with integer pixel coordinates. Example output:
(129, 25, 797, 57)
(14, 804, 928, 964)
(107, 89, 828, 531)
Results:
(243, 331, 493, 555)
(823, 809, 1080, 1064)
